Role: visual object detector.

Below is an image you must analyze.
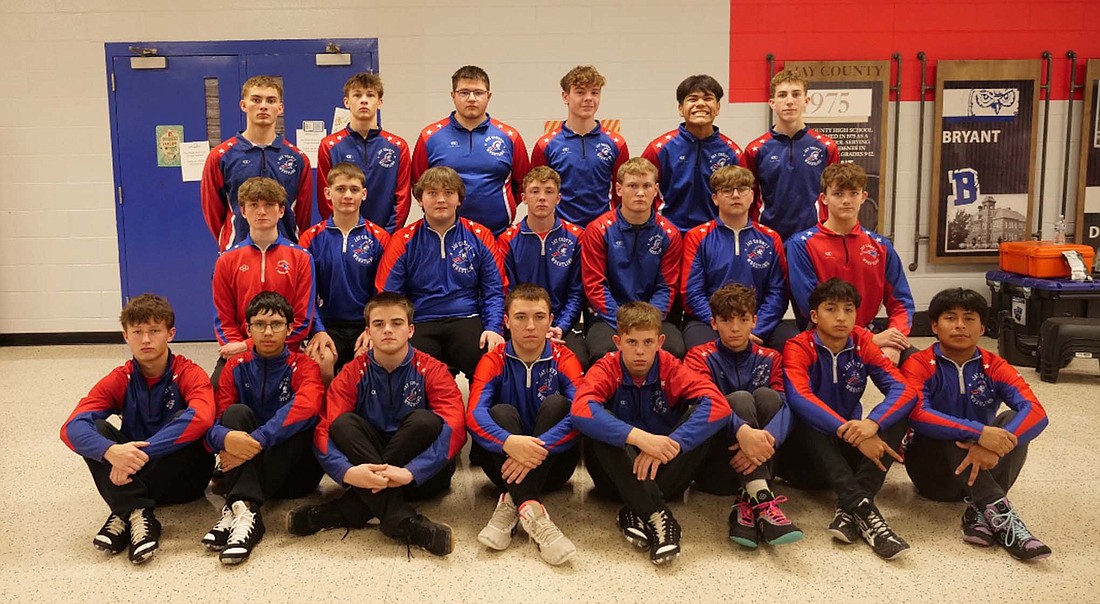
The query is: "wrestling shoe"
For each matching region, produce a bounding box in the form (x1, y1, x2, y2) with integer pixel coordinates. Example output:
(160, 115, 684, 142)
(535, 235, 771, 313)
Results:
(727, 491, 758, 548)
(851, 498, 910, 560)
(617, 506, 649, 549)
(202, 504, 234, 551)
(985, 498, 1051, 561)
(127, 507, 161, 564)
(752, 490, 803, 546)
(93, 513, 129, 555)
(220, 500, 265, 565)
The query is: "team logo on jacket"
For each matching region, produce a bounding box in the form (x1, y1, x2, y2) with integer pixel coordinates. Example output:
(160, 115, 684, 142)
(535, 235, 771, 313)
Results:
(743, 237, 772, 269)
(351, 234, 377, 266)
(841, 358, 866, 394)
(708, 152, 733, 172)
(278, 376, 292, 402)
(548, 236, 575, 268)
(967, 373, 995, 408)
(859, 243, 881, 266)
(402, 380, 422, 408)
(595, 143, 614, 162)
(376, 148, 396, 169)
(277, 154, 298, 175)
(276, 259, 291, 275)
(647, 234, 665, 256)
(751, 361, 770, 389)
(450, 241, 476, 274)
(484, 135, 507, 157)
(651, 391, 669, 414)
(803, 147, 824, 167)
(535, 367, 557, 400)
(161, 387, 178, 411)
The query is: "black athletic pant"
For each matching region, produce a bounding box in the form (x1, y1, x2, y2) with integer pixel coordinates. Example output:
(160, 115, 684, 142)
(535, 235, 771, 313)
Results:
(326, 319, 366, 376)
(329, 410, 455, 539)
(411, 316, 487, 379)
(220, 404, 323, 506)
(586, 320, 686, 367)
(468, 395, 580, 504)
(692, 388, 784, 496)
(85, 419, 214, 516)
(775, 419, 907, 512)
(905, 410, 1028, 507)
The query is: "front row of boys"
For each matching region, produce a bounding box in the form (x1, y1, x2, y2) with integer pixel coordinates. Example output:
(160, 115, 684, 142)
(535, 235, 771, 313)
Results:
(63, 274, 1050, 567)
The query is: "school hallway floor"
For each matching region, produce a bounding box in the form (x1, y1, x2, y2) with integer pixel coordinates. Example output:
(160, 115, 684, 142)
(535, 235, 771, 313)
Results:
(2, 336, 1095, 603)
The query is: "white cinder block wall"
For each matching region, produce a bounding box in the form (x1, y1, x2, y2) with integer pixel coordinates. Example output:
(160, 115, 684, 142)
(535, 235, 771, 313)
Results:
(0, 0, 1083, 335)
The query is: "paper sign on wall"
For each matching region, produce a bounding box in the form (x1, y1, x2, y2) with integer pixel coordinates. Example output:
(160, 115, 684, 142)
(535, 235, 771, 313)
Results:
(179, 141, 210, 182)
(156, 125, 183, 167)
(333, 107, 351, 133)
(296, 129, 327, 166)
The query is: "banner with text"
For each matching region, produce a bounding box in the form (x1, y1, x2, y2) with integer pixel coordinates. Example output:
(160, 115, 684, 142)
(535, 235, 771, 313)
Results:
(929, 60, 1040, 264)
(1077, 59, 1100, 261)
(783, 60, 891, 233)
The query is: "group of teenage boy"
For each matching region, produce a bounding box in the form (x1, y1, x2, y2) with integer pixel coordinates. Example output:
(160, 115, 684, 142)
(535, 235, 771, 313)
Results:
(60, 64, 1052, 569)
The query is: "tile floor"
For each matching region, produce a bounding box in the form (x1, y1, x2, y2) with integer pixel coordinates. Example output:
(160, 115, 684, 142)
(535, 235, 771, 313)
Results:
(1, 337, 1096, 603)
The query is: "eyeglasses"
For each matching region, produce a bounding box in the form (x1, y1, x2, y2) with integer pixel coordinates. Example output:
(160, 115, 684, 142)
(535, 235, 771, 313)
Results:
(716, 186, 753, 197)
(454, 89, 488, 99)
(249, 321, 287, 333)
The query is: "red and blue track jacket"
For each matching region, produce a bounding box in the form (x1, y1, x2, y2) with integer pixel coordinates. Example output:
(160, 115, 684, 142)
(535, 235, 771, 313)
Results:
(316, 125, 412, 233)
(61, 353, 214, 461)
(299, 218, 390, 325)
(206, 346, 324, 452)
(684, 340, 791, 441)
(466, 341, 583, 455)
(903, 345, 1048, 445)
(680, 217, 788, 339)
(529, 121, 629, 227)
(581, 209, 682, 329)
(376, 218, 505, 333)
(201, 134, 313, 252)
(497, 217, 585, 332)
(785, 222, 914, 333)
(783, 326, 916, 436)
(212, 236, 321, 348)
(641, 124, 743, 232)
(315, 348, 466, 486)
(412, 113, 530, 236)
(742, 126, 839, 241)
(571, 349, 731, 453)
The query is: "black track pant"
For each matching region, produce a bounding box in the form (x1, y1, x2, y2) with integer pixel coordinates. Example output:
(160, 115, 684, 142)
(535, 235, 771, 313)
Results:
(411, 316, 488, 379)
(693, 388, 784, 496)
(220, 404, 323, 506)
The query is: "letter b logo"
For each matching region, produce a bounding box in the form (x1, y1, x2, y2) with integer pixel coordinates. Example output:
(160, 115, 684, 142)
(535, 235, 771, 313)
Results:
(948, 168, 979, 206)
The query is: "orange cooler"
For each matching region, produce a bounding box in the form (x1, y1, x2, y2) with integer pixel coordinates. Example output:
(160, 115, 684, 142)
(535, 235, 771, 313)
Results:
(998, 241, 1095, 278)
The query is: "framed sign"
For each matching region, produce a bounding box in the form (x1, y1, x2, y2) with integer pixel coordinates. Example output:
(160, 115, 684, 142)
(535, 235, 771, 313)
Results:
(1076, 59, 1100, 258)
(929, 60, 1040, 264)
(784, 60, 891, 233)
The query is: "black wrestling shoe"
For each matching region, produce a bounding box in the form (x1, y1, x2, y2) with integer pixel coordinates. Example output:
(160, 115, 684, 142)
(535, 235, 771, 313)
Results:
(93, 513, 129, 555)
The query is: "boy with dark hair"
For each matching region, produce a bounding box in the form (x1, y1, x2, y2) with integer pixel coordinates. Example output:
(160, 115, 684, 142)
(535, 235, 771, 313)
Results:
(412, 65, 529, 236)
(582, 157, 684, 365)
(61, 294, 214, 564)
(497, 166, 588, 364)
(287, 293, 465, 556)
(903, 288, 1051, 561)
(642, 74, 743, 232)
(530, 65, 630, 228)
(376, 166, 505, 379)
(468, 284, 584, 565)
(681, 165, 793, 352)
(212, 176, 336, 383)
(743, 69, 840, 241)
(572, 302, 731, 565)
(684, 283, 801, 548)
(317, 72, 412, 233)
(786, 163, 915, 365)
(202, 291, 325, 565)
(299, 163, 390, 375)
(202, 75, 312, 251)
(777, 278, 917, 560)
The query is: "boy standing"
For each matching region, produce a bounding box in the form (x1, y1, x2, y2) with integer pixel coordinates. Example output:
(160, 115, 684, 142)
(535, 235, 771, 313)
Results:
(683, 284, 801, 548)
(412, 65, 529, 236)
(642, 75, 743, 232)
(786, 163, 914, 365)
(60, 294, 214, 564)
(202, 292, 325, 565)
(742, 69, 840, 241)
(530, 65, 630, 228)
(202, 75, 312, 251)
(497, 166, 587, 364)
(468, 284, 584, 565)
(903, 288, 1051, 561)
(299, 163, 391, 375)
(572, 302, 731, 565)
(581, 157, 684, 365)
(777, 278, 916, 560)
(317, 72, 411, 233)
(288, 293, 465, 556)
(680, 165, 792, 352)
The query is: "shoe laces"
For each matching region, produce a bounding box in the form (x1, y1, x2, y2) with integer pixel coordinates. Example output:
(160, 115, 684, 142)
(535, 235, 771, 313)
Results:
(753, 495, 791, 524)
(130, 509, 150, 543)
(988, 505, 1035, 548)
(104, 514, 127, 537)
(862, 506, 893, 540)
(227, 507, 256, 545)
(212, 506, 234, 533)
(734, 496, 754, 526)
(648, 510, 674, 544)
(489, 495, 518, 531)
(526, 508, 564, 546)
